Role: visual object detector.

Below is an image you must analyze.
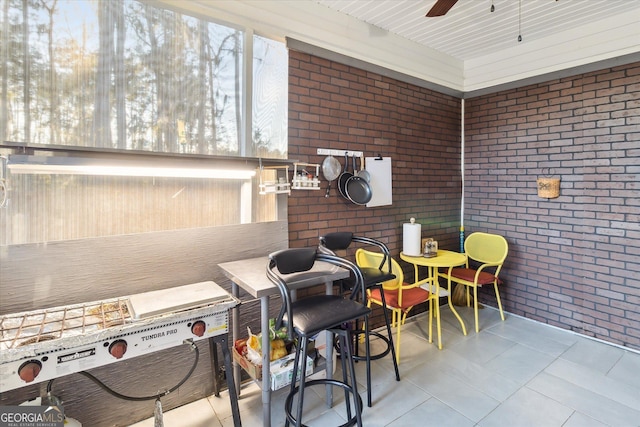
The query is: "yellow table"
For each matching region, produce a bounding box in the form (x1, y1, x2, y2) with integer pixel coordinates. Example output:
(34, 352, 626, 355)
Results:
(400, 250, 468, 349)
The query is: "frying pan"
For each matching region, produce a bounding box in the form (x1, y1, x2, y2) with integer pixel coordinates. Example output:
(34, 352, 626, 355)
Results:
(337, 152, 353, 200)
(356, 155, 370, 182)
(345, 155, 372, 205)
(321, 154, 341, 197)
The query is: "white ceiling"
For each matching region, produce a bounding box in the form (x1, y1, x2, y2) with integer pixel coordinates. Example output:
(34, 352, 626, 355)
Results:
(314, 0, 640, 61)
(185, 0, 639, 94)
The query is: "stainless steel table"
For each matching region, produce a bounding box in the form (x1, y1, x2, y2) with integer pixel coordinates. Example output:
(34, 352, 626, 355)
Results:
(218, 255, 350, 427)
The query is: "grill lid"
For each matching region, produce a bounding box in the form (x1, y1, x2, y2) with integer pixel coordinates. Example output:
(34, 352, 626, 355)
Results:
(127, 281, 231, 319)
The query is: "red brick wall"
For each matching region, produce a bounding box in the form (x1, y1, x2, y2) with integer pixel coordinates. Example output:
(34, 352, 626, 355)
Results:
(464, 62, 640, 350)
(287, 50, 462, 322)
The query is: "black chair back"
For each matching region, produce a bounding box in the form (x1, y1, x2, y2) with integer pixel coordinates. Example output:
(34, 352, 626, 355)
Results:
(267, 248, 366, 339)
(319, 232, 393, 281)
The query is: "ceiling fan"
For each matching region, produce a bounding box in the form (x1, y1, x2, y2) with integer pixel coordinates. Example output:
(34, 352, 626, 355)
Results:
(426, 0, 459, 17)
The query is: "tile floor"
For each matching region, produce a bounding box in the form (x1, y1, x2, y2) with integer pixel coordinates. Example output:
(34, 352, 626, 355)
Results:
(129, 305, 640, 427)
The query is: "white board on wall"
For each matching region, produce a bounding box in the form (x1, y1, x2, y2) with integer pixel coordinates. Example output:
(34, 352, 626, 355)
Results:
(365, 157, 392, 207)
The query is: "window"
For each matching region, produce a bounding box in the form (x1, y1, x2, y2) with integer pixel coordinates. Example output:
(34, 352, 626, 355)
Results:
(1, 0, 287, 157)
(0, 0, 289, 245)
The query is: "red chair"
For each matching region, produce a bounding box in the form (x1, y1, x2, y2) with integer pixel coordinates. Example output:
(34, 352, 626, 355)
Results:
(356, 249, 434, 363)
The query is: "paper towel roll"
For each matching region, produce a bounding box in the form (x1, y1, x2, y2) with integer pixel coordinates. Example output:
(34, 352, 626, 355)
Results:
(403, 218, 422, 256)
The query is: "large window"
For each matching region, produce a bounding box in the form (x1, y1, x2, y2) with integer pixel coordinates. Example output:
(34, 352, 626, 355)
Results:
(1, 0, 287, 157)
(0, 0, 288, 245)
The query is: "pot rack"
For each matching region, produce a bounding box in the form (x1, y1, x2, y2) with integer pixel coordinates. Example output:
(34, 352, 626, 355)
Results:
(258, 149, 367, 196)
(317, 148, 363, 158)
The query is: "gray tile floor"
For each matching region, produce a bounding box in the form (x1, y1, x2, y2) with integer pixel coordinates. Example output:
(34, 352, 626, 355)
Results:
(129, 305, 640, 427)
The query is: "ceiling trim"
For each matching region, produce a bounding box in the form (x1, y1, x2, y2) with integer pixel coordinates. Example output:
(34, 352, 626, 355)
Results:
(288, 38, 640, 101)
(287, 37, 464, 98)
(464, 52, 640, 99)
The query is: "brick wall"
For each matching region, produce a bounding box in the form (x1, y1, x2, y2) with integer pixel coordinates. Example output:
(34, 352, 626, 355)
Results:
(287, 50, 462, 322)
(464, 62, 640, 350)
(287, 50, 639, 350)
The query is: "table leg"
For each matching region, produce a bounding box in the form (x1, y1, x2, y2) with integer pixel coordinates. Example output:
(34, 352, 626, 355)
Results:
(209, 339, 221, 397)
(429, 266, 443, 350)
(445, 266, 467, 336)
(213, 334, 242, 427)
(435, 293, 443, 350)
(231, 282, 241, 395)
(260, 296, 272, 427)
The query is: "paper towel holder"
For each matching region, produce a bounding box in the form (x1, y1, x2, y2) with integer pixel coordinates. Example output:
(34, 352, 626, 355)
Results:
(402, 217, 423, 256)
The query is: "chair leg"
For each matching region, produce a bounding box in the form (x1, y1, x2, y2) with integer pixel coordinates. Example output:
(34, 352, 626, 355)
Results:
(377, 288, 400, 382)
(494, 282, 505, 321)
(337, 329, 354, 422)
(339, 328, 364, 427)
(353, 288, 401, 407)
(285, 330, 364, 427)
(295, 336, 309, 427)
(363, 314, 372, 407)
(473, 286, 480, 333)
(395, 311, 404, 364)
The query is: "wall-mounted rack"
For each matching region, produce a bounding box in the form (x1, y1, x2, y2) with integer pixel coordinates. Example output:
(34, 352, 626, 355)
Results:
(259, 165, 291, 195)
(316, 148, 363, 158)
(292, 162, 320, 190)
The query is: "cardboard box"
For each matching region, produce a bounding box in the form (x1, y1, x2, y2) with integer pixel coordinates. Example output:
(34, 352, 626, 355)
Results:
(232, 344, 313, 390)
(232, 345, 262, 380)
(269, 351, 314, 391)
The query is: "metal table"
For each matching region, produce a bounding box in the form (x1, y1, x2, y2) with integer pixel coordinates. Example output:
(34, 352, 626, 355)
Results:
(400, 250, 468, 349)
(218, 255, 350, 427)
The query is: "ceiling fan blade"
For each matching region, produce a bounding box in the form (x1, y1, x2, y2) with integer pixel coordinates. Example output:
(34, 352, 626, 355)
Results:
(426, 0, 459, 17)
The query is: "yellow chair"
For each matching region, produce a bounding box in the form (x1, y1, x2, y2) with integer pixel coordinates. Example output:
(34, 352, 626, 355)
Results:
(355, 248, 434, 363)
(444, 232, 508, 333)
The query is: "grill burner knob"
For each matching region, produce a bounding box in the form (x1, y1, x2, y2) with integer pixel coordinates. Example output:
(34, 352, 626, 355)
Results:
(191, 320, 206, 337)
(18, 360, 42, 383)
(109, 340, 128, 359)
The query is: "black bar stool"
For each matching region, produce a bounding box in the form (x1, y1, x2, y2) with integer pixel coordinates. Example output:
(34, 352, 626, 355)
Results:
(267, 248, 371, 427)
(319, 232, 401, 407)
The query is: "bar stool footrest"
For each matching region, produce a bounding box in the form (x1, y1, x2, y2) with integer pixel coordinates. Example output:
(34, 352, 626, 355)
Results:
(284, 378, 363, 427)
(350, 330, 391, 361)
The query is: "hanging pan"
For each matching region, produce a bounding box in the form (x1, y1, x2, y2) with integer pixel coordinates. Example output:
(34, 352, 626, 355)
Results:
(337, 152, 353, 200)
(321, 153, 341, 197)
(356, 155, 370, 182)
(345, 155, 372, 205)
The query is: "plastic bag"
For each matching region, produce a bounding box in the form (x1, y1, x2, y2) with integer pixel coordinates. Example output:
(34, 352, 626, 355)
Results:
(269, 318, 289, 340)
(247, 327, 289, 366)
(270, 338, 288, 361)
(246, 327, 262, 365)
